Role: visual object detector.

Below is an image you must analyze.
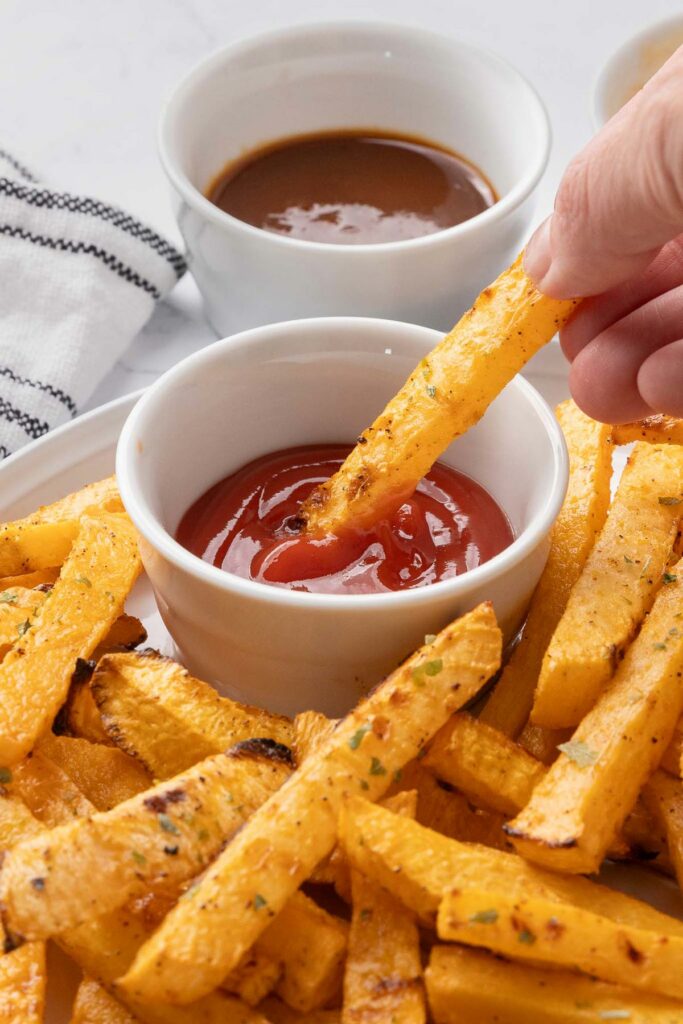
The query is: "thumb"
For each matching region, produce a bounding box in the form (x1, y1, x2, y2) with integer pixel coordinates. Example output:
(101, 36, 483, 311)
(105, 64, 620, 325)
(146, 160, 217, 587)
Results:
(525, 45, 683, 299)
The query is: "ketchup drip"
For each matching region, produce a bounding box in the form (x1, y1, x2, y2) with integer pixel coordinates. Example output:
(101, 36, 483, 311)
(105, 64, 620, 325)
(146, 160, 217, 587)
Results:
(176, 445, 513, 596)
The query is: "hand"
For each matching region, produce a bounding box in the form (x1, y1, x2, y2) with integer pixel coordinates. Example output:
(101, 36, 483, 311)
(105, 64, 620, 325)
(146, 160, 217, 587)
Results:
(525, 46, 683, 422)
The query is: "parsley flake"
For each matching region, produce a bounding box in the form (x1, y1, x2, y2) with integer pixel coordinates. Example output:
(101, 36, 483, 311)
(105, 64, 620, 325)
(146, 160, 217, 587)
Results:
(518, 929, 536, 945)
(0, 592, 17, 605)
(557, 740, 599, 767)
(75, 575, 92, 588)
(0, 768, 11, 785)
(623, 556, 634, 565)
(369, 757, 387, 776)
(359, 908, 372, 922)
(17, 620, 30, 637)
(424, 633, 437, 644)
(426, 384, 437, 399)
(349, 725, 371, 750)
(469, 909, 498, 924)
(131, 850, 146, 866)
(158, 813, 180, 835)
(653, 642, 667, 651)
(253, 893, 267, 910)
(658, 497, 682, 506)
(663, 572, 678, 585)
(360, 779, 370, 791)
(393, 768, 402, 784)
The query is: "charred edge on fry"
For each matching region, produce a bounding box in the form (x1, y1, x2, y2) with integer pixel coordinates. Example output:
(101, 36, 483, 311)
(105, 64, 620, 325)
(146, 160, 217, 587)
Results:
(229, 738, 295, 767)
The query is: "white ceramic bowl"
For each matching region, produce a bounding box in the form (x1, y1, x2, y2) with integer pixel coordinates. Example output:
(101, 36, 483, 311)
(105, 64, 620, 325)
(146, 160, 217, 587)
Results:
(116, 317, 567, 717)
(159, 22, 550, 335)
(593, 14, 683, 128)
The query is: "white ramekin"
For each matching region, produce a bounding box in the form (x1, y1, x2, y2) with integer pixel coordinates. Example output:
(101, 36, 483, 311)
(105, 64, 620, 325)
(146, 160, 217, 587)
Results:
(116, 317, 568, 717)
(159, 21, 550, 335)
(592, 14, 683, 128)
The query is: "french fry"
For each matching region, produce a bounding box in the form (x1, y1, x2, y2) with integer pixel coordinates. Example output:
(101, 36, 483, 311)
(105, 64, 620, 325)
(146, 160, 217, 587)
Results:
(0, 567, 59, 591)
(343, 793, 425, 1024)
(481, 401, 612, 737)
(424, 944, 683, 1024)
(508, 558, 683, 873)
(612, 414, 683, 446)
(91, 650, 294, 778)
(37, 733, 151, 809)
(59, 669, 113, 745)
(258, 892, 348, 1013)
(96, 615, 147, 654)
(71, 976, 139, 1024)
(338, 796, 683, 936)
(0, 942, 46, 1024)
(222, 950, 281, 1008)
(0, 476, 122, 576)
(516, 720, 569, 765)
(423, 714, 546, 816)
(0, 513, 141, 764)
(301, 256, 579, 534)
(1, 743, 292, 940)
(532, 443, 683, 728)
(437, 886, 683, 999)
(118, 604, 501, 1005)
(642, 770, 683, 890)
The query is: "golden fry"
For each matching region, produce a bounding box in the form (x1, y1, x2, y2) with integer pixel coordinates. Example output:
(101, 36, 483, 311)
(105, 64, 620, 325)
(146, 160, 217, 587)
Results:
(612, 414, 683, 446)
(481, 400, 612, 736)
(532, 443, 683, 728)
(302, 256, 578, 534)
(71, 977, 139, 1024)
(37, 733, 151, 809)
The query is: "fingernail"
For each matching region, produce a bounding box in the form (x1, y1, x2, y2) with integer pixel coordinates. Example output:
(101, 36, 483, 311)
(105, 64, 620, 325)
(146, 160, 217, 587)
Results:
(524, 217, 553, 287)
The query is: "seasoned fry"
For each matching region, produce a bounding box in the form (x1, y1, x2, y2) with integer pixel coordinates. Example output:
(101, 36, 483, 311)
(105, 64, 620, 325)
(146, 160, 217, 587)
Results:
(0, 942, 46, 1024)
(612, 414, 683, 446)
(343, 793, 425, 1024)
(71, 977, 139, 1024)
(423, 714, 545, 816)
(118, 605, 501, 1004)
(0, 513, 141, 764)
(437, 887, 683, 998)
(1, 744, 291, 939)
(293, 711, 338, 764)
(0, 476, 122, 576)
(91, 650, 294, 778)
(642, 770, 683, 889)
(59, 670, 113, 745)
(301, 256, 579, 534)
(37, 733, 151, 809)
(532, 443, 683, 728)
(481, 401, 612, 736)
(338, 796, 683, 935)
(9, 750, 95, 825)
(424, 944, 683, 1024)
(258, 892, 348, 1013)
(508, 558, 683, 873)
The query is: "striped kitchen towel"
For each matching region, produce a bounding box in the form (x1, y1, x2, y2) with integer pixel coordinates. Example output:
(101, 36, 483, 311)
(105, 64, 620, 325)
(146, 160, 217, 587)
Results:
(0, 148, 186, 458)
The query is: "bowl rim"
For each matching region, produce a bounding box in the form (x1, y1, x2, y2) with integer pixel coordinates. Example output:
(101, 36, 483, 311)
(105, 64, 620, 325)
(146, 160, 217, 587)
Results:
(157, 19, 551, 257)
(116, 315, 569, 612)
(591, 12, 683, 129)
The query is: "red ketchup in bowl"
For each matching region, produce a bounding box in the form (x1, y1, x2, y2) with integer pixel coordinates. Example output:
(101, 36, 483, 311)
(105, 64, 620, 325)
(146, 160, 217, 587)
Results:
(176, 444, 513, 596)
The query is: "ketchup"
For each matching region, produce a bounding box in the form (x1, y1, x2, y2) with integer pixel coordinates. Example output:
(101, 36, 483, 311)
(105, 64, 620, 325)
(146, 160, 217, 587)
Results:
(176, 445, 513, 596)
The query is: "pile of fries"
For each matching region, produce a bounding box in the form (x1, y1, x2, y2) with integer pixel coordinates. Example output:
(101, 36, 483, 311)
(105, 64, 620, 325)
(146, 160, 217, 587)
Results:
(0, 405, 681, 1024)
(2, 256, 683, 1022)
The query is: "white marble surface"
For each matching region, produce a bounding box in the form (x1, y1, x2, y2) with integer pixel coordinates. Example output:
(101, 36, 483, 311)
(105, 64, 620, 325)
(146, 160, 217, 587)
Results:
(0, 0, 680, 411)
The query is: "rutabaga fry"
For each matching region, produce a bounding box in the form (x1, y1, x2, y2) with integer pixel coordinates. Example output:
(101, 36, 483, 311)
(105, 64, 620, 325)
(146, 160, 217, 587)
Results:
(0, 513, 141, 764)
(91, 650, 294, 778)
(531, 443, 683, 729)
(0, 476, 122, 576)
(343, 792, 425, 1024)
(437, 887, 683, 999)
(70, 977, 140, 1024)
(1, 743, 292, 940)
(508, 557, 683, 873)
(338, 796, 683, 936)
(424, 944, 683, 1024)
(301, 256, 579, 535)
(36, 733, 152, 810)
(481, 401, 612, 737)
(118, 604, 501, 1005)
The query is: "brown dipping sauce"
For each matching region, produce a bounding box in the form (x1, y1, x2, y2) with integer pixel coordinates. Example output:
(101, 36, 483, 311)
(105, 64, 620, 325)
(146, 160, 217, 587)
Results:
(206, 130, 496, 245)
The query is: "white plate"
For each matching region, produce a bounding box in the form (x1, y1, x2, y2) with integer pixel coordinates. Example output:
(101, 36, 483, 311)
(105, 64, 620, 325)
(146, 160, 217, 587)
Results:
(0, 354, 680, 1022)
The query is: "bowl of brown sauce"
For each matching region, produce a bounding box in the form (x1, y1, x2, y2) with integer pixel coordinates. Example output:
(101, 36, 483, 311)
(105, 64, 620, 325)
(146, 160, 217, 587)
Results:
(159, 22, 550, 335)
